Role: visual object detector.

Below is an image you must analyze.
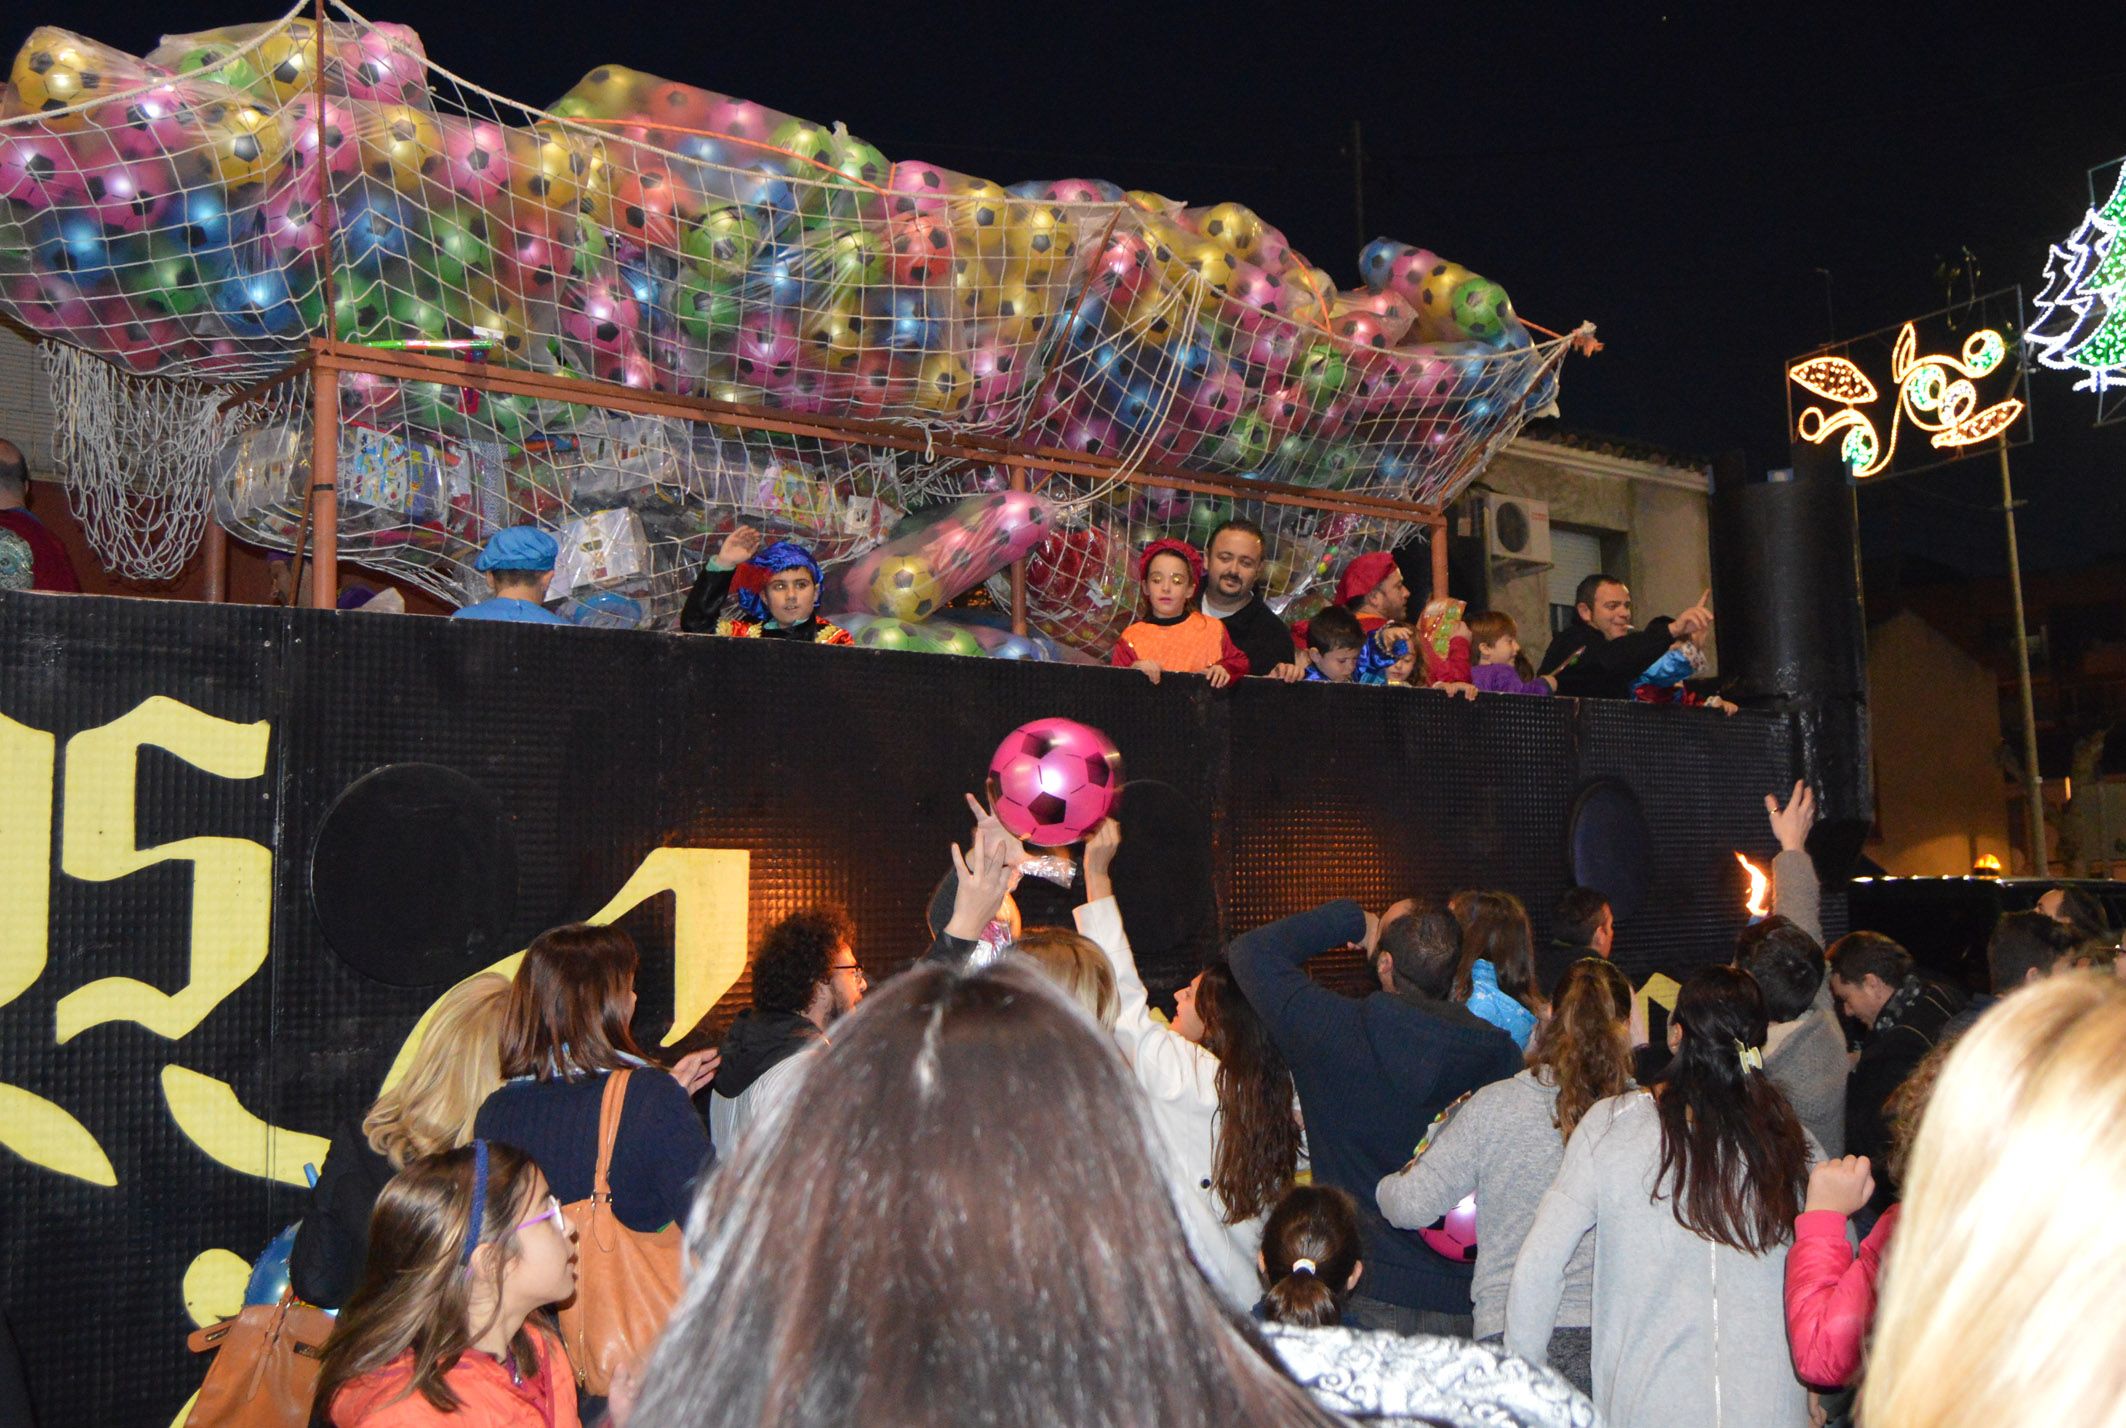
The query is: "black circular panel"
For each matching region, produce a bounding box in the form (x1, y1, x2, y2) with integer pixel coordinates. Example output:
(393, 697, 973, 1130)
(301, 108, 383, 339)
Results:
(310, 763, 519, 987)
(1566, 778, 1653, 923)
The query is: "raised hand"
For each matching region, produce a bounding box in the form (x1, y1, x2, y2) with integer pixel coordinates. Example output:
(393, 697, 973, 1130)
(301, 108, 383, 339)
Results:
(716, 524, 763, 567)
(1082, 817, 1121, 901)
(1766, 780, 1816, 852)
(1804, 1154, 1875, 1215)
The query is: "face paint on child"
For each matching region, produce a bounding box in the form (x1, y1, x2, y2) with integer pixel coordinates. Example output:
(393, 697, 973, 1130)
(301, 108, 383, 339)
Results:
(764, 569, 818, 625)
(1144, 552, 1197, 618)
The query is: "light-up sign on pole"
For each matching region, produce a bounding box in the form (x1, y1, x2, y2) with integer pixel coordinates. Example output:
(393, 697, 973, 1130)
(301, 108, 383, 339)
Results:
(1787, 289, 2047, 868)
(2030, 157, 2126, 426)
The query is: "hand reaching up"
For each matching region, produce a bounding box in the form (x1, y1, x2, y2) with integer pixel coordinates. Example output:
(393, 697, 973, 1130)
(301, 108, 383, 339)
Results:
(946, 797, 1024, 940)
(716, 524, 763, 568)
(1082, 818, 1121, 901)
(1766, 780, 1816, 852)
(1804, 1155, 1875, 1216)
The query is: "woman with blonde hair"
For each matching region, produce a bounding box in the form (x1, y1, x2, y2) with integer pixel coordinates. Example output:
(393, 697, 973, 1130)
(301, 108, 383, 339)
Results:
(291, 973, 512, 1307)
(1013, 927, 1120, 1030)
(1862, 974, 2126, 1428)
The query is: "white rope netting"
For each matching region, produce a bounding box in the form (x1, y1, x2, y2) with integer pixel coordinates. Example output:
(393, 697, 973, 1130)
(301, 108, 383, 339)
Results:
(0, 4, 1585, 643)
(38, 342, 225, 580)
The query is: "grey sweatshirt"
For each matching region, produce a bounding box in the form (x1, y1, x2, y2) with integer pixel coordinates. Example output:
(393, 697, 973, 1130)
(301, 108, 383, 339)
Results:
(1764, 847, 1845, 1156)
(1505, 1092, 1818, 1428)
(1376, 1070, 1594, 1339)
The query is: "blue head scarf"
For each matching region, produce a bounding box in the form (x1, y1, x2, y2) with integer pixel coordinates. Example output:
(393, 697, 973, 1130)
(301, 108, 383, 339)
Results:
(735, 541, 823, 623)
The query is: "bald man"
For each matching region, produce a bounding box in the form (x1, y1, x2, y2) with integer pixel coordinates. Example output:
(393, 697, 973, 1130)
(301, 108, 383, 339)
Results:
(0, 438, 80, 593)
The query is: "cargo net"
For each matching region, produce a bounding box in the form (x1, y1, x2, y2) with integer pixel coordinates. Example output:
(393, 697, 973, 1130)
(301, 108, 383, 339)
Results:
(0, 4, 1580, 651)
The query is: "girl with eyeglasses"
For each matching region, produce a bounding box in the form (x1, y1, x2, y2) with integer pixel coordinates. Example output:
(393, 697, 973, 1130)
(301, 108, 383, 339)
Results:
(312, 1140, 581, 1426)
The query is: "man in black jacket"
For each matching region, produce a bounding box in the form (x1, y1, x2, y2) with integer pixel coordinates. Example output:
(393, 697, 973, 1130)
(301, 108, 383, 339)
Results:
(1827, 931, 1966, 1217)
(1536, 885, 1613, 998)
(1201, 517, 1304, 680)
(1230, 896, 1520, 1334)
(1536, 573, 1711, 699)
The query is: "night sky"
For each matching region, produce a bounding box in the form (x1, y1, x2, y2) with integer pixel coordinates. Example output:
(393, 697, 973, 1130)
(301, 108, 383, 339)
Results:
(15, 0, 2126, 573)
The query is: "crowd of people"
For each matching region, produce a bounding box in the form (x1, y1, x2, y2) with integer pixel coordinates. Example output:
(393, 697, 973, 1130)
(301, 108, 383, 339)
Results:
(266, 778, 2126, 1428)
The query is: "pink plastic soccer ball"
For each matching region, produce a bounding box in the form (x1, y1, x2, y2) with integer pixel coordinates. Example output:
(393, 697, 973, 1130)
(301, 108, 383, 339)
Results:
(1418, 1192, 1479, 1263)
(987, 719, 1123, 847)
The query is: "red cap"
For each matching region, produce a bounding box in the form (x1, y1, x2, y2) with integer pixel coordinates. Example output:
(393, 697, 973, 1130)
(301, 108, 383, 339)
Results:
(1137, 538, 1205, 585)
(1336, 551, 1399, 606)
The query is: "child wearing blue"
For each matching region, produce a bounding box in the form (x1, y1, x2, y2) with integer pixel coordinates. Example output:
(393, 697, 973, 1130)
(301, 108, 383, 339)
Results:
(1451, 890, 1549, 1050)
(454, 527, 570, 624)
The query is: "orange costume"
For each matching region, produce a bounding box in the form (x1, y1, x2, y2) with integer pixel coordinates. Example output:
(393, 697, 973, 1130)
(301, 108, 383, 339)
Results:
(328, 1330, 581, 1427)
(1111, 611, 1250, 681)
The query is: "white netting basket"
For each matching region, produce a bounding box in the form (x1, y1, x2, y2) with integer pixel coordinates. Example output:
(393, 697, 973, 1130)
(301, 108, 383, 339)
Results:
(39, 342, 226, 580)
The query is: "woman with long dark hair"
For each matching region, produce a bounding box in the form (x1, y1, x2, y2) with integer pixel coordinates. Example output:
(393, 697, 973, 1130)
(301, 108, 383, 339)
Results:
(1380, 958, 1635, 1395)
(626, 951, 1593, 1428)
(312, 1141, 580, 1426)
(1451, 890, 1549, 1049)
(473, 924, 712, 1236)
(1076, 820, 1300, 1308)
(1506, 964, 1816, 1428)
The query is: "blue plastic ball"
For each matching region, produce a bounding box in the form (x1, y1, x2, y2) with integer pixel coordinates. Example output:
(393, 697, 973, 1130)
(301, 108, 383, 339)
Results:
(244, 1224, 300, 1306)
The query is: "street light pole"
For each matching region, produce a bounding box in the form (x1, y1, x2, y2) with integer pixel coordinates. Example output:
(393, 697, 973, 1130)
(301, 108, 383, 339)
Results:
(1998, 433, 2047, 872)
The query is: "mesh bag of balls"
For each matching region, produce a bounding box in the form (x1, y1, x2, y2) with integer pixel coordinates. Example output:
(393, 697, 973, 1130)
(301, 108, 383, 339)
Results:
(823, 489, 1052, 623)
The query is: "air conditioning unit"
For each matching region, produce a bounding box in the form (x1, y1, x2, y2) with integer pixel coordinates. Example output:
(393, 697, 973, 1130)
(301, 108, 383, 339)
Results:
(1484, 494, 1552, 565)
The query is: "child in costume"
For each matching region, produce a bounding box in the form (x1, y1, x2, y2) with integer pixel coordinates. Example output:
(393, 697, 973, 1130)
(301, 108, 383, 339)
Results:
(1631, 626, 1736, 713)
(1466, 611, 1556, 695)
(1111, 539, 1249, 687)
(680, 524, 854, 644)
(1303, 606, 1366, 683)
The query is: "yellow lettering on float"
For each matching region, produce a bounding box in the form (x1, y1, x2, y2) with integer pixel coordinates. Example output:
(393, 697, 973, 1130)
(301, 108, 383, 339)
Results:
(159, 1065, 329, 1188)
(586, 848, 751, 1046)
(0, 713, 54, 1007)
(181, 1248, 251, 1327)
(377, 847, 751, 1092)
(0, 1082, 118, 1186)
(54, 697, 273, 1043)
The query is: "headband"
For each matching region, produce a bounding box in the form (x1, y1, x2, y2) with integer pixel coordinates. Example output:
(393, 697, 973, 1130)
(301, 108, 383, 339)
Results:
(461, 1138, 490, 1265)
(734, 540, 823, 623)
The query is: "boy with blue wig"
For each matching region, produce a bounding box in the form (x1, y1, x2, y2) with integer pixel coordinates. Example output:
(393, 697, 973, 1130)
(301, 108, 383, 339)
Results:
(681, 524, 853, 644)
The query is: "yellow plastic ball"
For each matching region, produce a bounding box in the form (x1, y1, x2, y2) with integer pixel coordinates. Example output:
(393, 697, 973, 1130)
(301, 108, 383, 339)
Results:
(1198, 201, 1263, 259)
(198, 100, 286, 187)
(914, 351, 972, 413)
(359, 103, 440, 193)
(253, 26, 317, 103)
(869, 554, 944, 621)
(507, 124, 591, 210)
(12, 39, 112, 128)
(801, 297, 866, 372)
(988, 278, 1051, 346)
(1005, 203, 1076, 274)
(568, 64, 647, 118)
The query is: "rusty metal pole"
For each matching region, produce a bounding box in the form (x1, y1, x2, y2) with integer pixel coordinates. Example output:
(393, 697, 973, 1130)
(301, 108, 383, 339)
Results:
(1429, 511, 1449, 600)
(201, 517, 227, 602)
(1009, 467, 1029, 636)
(309, 351, 339, 610)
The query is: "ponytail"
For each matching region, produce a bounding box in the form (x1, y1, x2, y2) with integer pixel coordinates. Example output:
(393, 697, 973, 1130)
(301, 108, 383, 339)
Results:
(1258, 1186, 1362, 1328)
(1530, 958, 1636, 1143)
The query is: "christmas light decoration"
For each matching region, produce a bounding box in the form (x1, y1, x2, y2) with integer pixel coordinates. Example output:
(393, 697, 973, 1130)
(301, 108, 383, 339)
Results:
(2029, 158, 2126, 423)
(1789, 320, 2025, 478)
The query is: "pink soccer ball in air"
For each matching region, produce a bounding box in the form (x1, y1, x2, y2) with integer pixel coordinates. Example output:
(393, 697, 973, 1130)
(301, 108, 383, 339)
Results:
(986, 718, 1122, 847)
(1419, 1192, 1479, 1263)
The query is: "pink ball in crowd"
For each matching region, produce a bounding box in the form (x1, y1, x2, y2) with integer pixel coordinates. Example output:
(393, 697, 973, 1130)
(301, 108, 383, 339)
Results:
(1419, 1192, 1479, 1263)
(987, 718, 1123, 847)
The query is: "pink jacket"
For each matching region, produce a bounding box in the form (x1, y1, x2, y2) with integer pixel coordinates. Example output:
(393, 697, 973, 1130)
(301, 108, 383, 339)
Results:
(1783, 1203, 1900, 1388)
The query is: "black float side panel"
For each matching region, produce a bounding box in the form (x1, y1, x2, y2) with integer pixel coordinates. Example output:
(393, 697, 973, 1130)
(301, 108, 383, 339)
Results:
(0, 593, 1796, 1424)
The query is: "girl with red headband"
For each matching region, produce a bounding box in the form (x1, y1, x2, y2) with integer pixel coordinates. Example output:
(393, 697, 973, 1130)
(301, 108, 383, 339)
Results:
(1111, 539, 1250, 687)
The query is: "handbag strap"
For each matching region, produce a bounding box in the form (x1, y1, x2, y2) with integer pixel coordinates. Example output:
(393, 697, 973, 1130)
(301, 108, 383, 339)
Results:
(593, 1069, 630, 1202)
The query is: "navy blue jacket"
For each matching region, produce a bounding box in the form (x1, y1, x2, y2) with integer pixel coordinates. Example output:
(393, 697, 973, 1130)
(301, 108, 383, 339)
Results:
(1229, 900, 1522, 1313)
(475, 1067, 711, 1233)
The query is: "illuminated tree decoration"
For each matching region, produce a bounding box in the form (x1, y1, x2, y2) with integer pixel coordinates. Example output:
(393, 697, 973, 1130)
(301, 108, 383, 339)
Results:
(1790, 324, 2024, 478)
(2029, 164, 2126, 403)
